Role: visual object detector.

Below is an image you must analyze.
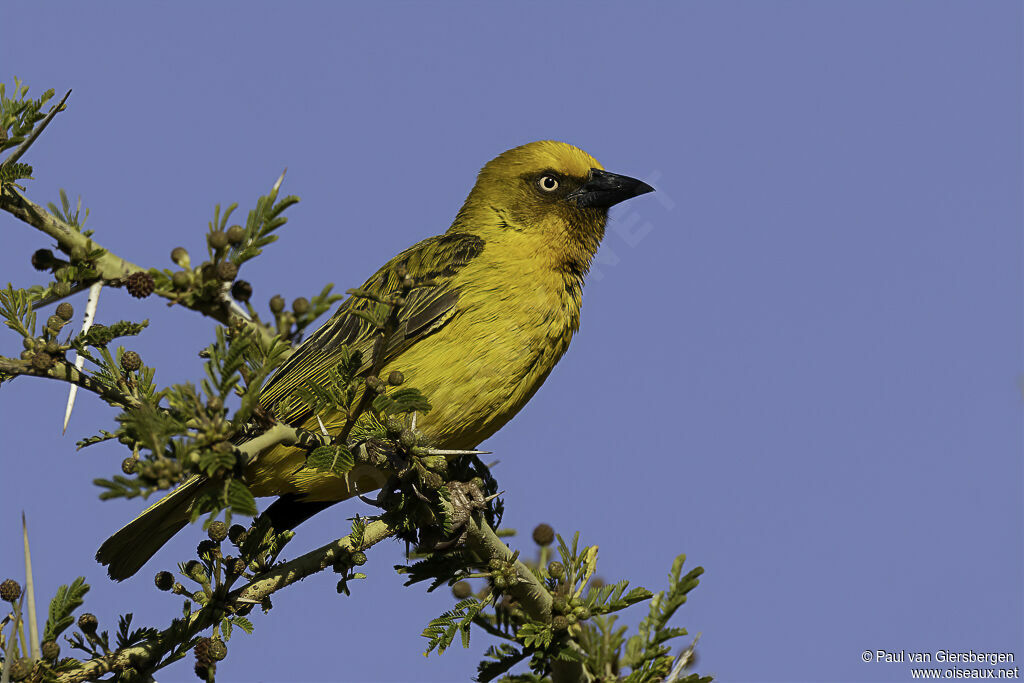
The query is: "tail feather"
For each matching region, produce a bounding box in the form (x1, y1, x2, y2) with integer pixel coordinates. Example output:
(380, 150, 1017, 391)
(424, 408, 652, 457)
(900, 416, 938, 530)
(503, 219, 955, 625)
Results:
(96, 476, 207, 581)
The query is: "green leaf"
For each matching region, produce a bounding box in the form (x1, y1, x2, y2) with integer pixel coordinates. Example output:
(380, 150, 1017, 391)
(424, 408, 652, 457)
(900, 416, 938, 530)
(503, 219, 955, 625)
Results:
(226, 479, 258, 516)
(44, 576, 89, 641)
(305, 444, 354, 476)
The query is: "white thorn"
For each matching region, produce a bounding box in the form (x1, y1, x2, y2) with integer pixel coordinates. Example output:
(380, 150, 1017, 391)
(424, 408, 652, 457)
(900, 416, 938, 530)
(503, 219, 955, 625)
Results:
(420, 448, 491, 457)
(63, 282, 102, 434)
(316, 415, 330, 437)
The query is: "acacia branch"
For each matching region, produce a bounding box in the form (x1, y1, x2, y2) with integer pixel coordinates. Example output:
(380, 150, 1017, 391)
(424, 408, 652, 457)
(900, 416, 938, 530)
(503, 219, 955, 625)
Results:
(0, 188, 279, 349)
(0, 356, 138, 409)
(55, 519, 397, 683)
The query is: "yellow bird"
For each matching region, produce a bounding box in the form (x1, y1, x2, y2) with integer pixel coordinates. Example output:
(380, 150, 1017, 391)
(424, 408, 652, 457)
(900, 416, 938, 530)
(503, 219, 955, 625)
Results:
(97, 140, 654, 580)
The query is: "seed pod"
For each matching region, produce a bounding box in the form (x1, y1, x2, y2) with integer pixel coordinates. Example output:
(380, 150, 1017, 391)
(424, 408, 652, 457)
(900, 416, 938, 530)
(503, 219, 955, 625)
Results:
(207, 521, 228, 542)
(226, 225, 245, 245)
(78, 613, 98, 633)
(365, 375, 385, 394)
(230, 280, 252, 302)
(56, 302, 74, 320)
(31, 248, 55, 271)
(126, 271, 155, 298)
(41, 639, 60, 661)
(216, 261, 238, 282)
(269, 295, 285, 314)
(154, 571, 175, 591)
(207, 231, 229, 250)
(0, 578, 22, 602)
(121, 351, 142, 372)
(228, 524, 247, 545)
(171, 247, 190, 268)
(292, 297, 310, 315)
(172, 271, 190, 290)
(532, 523, 555, 547)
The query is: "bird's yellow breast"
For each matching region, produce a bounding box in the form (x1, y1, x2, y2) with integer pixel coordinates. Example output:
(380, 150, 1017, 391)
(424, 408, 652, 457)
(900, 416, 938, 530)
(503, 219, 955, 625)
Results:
(246, 232, 582, 501)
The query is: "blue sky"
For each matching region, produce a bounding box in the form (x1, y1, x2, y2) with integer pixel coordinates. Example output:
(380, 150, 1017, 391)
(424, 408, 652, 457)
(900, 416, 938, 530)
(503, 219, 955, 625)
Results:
(1, 3, 1021, 681)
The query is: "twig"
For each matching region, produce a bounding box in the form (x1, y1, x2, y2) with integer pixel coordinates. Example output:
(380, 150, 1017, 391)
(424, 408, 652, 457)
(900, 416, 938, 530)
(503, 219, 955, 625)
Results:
(0, 89, 71, 170)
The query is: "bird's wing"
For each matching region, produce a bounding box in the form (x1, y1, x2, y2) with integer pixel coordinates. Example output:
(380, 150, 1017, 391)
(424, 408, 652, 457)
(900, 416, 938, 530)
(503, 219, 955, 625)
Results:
(258, 231, 485, 426)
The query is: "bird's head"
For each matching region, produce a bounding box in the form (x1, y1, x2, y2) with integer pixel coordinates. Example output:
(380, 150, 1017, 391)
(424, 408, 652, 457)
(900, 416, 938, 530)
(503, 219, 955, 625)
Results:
(453, 141, 654, 270)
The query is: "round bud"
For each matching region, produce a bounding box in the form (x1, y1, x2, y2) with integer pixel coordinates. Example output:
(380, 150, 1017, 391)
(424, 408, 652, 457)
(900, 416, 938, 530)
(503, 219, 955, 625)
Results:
(172, 271, 190, 290)
(228, 524, 247, 545)
(492, 574, 508, 590)
(573, 606, 591, 620)
(121, 351, 142, 372)
(350, 551, 367, 566)
(226, 225, 245, 245)
(47, 314, 65, 331)
(126, 272, 155, 298)
(41, 639, 60, 661)
(192, 590, 206, 603)
(171, 247, 190, 267)
(207, 395, 223, 412)
(552, 615, 569, 631)
(7, 658, 31, 682)
(269, 295, 285, 314)
(384, 415, 404, 435)
(31, 351, 54, 371)
(399, 428, 417, 449)
(184, 560, 206, 581)
(547, 561, 565, 579)
(387, 370, 404, 386)
(452, 581, 472, 599)
(196, 540, 218, 557)
(0, 578, 22, 602)
(56, 302, 74, 321)
(292, 297, 310, 315)
(488, 558, 502, 571)
(155, 571, 175, 591)
(230, 280, 252, 302)
(230, 558, 247, 575)
(194, 637, 212, 664)
(208, 639, 227, 661)
(364, 375, 385, 394)
(216, 261, 238, 282)
(122, 457, 138, 475)
(45, 340, 61, 354)
(207, 521, 228, 542)
(78, 612, 98, 633)
(532, 523, 555, 547)
(31, 248, 55, 271)
(552, 595, 567, 613)
(207, 231, 229, 250)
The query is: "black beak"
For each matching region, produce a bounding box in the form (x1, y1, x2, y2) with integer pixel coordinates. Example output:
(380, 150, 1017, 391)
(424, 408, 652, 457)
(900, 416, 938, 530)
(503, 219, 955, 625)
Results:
(567, 168, 655, 209)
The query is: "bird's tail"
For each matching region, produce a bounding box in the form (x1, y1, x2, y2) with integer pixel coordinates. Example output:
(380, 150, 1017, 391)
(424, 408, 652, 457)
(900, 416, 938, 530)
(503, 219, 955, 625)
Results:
(96, 475, 207, 581)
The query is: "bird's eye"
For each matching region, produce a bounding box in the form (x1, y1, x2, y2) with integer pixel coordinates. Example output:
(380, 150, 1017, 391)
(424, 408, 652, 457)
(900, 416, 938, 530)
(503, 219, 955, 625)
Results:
(538, 175, 559, 192)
